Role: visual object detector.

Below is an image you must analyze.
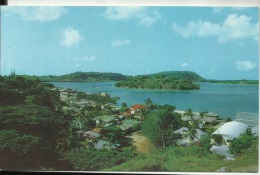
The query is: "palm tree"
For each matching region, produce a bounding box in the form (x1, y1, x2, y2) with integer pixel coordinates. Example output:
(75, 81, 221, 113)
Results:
(184, 126, 198, 142)
(145, 98, 153, 108)
(184, 108, 194, 119)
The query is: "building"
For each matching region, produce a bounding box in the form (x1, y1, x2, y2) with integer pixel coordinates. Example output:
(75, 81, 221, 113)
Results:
(93, 115, 115, 127)
(83, 131, 101, 141)
(200, 117, 218, 125)
(174, 127, 208, 146)
(212, 121, 248, 144)
(204, 112, 219, 118)
(235, 112, 259, 127)
(130, 104, 147, 114)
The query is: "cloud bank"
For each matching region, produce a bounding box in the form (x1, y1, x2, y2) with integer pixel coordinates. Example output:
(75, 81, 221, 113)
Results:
(103, 7, 161, 27)
(2, 7, 67, 22)
(235, 60, 256, 71)
(172, 14, 259, 43)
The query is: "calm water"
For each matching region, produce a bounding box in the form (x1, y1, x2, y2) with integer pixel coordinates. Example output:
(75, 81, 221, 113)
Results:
(51, 82, 259, 119)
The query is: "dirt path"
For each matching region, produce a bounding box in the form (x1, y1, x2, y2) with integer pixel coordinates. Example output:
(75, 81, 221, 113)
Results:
(126, 131, 154, 154)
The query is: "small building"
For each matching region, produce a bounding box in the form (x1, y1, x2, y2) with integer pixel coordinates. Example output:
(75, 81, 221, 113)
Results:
(83, 131, 101, 141)
(175, 110, 186, 116)
(235, 112, 259, 127)
(182, 113, 202, 121)
(93, 115, 115, 127)
(200, 117, 218, 125)
(204, 112, 219, 118)
(212, 121, 248, 145)
(251, 125, 259, 137)
(123, 119, 141, 128)
(174, 127, 208, 146)
(130, 104, 147, 114)
(95, 140, 120, 150)
(210, 145, 235, 159)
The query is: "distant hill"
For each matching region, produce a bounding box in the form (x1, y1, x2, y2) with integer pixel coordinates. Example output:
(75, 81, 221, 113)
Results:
(38, 72, 128, 82)
(150, 71, 206, 82)
(115, 71, 203, 90)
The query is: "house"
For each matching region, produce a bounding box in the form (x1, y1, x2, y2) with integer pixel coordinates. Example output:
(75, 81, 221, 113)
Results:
(83, 131, 101, 141)
(212, 121, 248, 145)
(251, 125, 259, 136)
(181, 113, 202, 121)
(204, 112, 219, 118)
(200, 117, 218, 125)
(235, 112, 259, 127)
(174, 110, 186, 116)
(173, 127, 208, 146)
(130, 104, 147, 114)
(95, 140, 120, 150)
(210, 145, 235, 160)
(123, 119, 141, 128)
(93, 115, 115, 127)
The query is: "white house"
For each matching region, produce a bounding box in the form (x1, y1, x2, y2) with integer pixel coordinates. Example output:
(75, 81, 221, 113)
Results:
(212, 121, 248, 144)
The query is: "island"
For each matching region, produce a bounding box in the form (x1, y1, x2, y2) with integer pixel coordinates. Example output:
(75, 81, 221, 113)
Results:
(38, 71, 128, 82)
(115, 71, 204, 90)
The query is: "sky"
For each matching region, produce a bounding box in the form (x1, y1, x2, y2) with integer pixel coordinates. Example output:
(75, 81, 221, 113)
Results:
(0, 6, 259, 80)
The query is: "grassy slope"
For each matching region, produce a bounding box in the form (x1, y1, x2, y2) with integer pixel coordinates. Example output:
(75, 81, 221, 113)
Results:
(103, 140, 258, 172)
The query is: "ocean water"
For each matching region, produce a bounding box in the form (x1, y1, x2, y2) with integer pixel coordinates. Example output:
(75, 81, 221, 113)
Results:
(51, 82, 259, 119)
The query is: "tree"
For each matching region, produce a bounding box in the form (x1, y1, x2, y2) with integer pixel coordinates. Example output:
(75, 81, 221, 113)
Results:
(229, 131, 256, 155)
(184, 108, 194, 119)
(183, 125, 198, 142)
(145, 98, 153, 108)
(142, 109, 183, 149)
(212, 134, 223, 145)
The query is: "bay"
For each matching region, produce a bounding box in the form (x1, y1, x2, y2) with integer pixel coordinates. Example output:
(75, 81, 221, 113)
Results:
(51, 82, 259, 119)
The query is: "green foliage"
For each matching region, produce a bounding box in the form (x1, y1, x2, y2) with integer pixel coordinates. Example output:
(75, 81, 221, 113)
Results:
(0, 129, 40, 153)
(115, 72, 201, 90)
(64, 147, 137, 171)
(142, 109, 183, 148)
(38, 71, 128, 82)
(212, 134, 223, 145)
(229, 132, 257, 156)
(0, 75, 60, 109)
(199, 135, 212, 150)
(0, 104, 74, 170)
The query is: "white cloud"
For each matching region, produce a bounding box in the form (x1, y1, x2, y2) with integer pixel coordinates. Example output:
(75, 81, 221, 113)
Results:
(60, 27, 83, 47)
(74, 56, 96, 62)
(112, 39, 132, 47)
(235, 60, 256, 71)
(103, 7, 161, 27)
(180, 63, 189, 68)
(2, 7, 67, 22)
(172, 14, 258, 43)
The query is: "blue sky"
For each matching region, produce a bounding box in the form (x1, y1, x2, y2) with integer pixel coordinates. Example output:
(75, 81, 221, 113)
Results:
(1, 6, 259, 80)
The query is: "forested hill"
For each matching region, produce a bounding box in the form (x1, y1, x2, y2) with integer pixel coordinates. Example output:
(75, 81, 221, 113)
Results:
(38, 72, 128, 82)
(115, 71, 204, 90)
(150, 71, 205, 82)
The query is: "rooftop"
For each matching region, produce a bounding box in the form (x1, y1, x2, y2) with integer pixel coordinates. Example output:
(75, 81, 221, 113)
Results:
(93, 115, 115, 122)
(130, 104, 147, 110)
(235, 112, 259, 127)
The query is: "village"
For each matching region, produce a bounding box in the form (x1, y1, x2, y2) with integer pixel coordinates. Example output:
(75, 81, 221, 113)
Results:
(56, 87, 259, 161)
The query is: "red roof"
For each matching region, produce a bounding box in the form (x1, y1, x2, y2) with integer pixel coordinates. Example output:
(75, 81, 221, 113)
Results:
(130, 104, 147, 110)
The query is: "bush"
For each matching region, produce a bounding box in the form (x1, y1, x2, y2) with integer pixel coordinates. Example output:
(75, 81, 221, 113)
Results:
(229, 134, 256, 156)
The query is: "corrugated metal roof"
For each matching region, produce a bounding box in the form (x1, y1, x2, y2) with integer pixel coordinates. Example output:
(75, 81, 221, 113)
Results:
(235, 112, 259, 127)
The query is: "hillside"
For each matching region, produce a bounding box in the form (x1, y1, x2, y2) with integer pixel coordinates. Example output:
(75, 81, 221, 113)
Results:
(38, 72, 128, 82)
(150, 71, 205, 82)
(115, 71, 203, 90)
